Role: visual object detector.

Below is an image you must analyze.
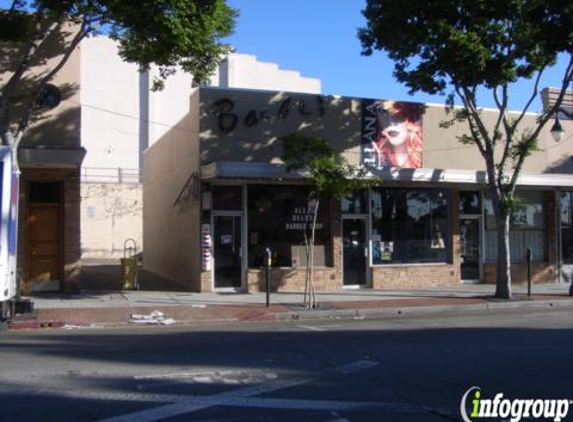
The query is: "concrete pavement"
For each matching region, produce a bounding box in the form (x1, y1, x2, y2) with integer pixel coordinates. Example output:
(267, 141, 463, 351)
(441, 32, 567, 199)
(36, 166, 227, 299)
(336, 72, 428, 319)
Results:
(7, 281, 573, 330)
(2, 307, 573, 421)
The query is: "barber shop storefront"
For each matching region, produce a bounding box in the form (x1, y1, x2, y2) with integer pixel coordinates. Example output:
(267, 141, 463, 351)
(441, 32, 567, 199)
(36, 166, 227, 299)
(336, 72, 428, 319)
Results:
(143, 87, 573, 292)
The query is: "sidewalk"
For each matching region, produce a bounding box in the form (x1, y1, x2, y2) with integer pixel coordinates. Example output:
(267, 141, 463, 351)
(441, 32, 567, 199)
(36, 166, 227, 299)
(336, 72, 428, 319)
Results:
(9, 282, 573, 330)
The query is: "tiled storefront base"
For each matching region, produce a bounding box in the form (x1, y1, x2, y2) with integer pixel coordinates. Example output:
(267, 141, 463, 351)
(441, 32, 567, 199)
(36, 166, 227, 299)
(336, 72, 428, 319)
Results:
(482, 262, 557, 285)
(372, 264, 459, 290)
(198, 262, 558, 293)
(247, 268, 340, 292)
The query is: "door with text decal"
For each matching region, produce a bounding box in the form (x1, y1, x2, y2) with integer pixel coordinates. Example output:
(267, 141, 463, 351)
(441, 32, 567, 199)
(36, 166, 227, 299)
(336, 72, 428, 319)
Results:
(214, 214, 243, 289)
(342, 218, 368, 286)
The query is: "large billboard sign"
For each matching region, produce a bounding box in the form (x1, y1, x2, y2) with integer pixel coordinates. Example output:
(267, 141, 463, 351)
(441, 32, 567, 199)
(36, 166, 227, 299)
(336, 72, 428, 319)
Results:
(362, 99, 425, 169)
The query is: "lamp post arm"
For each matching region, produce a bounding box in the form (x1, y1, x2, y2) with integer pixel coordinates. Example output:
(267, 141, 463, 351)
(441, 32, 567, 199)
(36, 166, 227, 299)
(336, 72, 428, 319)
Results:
(556, 108, 573, 119)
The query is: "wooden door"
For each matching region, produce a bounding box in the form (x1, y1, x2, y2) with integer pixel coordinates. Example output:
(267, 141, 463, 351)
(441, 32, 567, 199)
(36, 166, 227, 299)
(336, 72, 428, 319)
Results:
(28, 205, 61, 292)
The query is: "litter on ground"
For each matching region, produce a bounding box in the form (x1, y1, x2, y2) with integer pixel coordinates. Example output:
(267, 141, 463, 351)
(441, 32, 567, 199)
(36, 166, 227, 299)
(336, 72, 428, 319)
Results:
(130, 310, 175, 325)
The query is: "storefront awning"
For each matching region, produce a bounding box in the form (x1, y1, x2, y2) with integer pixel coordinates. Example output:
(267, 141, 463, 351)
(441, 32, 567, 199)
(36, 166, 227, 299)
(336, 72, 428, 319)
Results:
(201, 161, 308, 180)
(19, 147, 87, 169)
(201, 161, 573, 188)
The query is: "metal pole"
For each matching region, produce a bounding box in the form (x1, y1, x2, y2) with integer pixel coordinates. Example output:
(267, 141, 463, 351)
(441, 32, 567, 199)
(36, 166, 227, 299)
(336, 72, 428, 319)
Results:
(526, 246, 532, 298)
(265, 247, 271, 307)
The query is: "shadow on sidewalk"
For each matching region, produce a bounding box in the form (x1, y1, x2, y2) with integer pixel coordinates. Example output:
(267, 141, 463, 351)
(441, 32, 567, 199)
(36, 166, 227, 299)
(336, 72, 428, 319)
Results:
(79, 261, 192, 293)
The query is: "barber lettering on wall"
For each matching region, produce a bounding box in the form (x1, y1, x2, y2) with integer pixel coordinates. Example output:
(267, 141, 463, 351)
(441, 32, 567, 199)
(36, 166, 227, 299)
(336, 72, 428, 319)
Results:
(373, 101, 424, 168)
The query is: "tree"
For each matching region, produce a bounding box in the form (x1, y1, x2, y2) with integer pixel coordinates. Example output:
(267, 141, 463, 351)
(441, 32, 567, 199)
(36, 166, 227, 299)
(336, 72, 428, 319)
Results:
(281, 133, 372, 308)
(1, 0, 236, 159)
(359, 0, 573, 299)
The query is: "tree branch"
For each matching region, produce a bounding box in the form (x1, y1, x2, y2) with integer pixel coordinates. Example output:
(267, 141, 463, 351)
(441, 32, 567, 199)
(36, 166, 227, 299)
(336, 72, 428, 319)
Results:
(529, 55, 573, 140)
(510, 65, 546, 132)
(1, 10, 54, 108)
(508, 55, 573, 190)
(493, 84, 509, 142)
(496, 84, 515, 186)
(465, 111, 487, 157)
(498, 66, 545, 188)
(13, 20, 91, 149)
(456, 85, 494, 155)
(457, 85, 500, 192)
(460, 86, 493, 148)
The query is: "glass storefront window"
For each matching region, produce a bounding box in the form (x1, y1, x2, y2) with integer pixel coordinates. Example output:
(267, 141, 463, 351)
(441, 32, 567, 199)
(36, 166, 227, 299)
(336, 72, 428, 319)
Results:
(459, 190, 481, 215)
(483, 191, 546, 262)
(341, 189, 368, 214)
(561, 191, 573, 263)
(212, 185, 242, 211)
(371, 187, 450, 264)
(247, 185, 332, 268)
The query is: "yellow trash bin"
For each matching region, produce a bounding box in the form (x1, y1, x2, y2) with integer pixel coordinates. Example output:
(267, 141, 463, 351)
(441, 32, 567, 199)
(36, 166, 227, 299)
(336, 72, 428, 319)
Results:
(121, 238, 139, 290)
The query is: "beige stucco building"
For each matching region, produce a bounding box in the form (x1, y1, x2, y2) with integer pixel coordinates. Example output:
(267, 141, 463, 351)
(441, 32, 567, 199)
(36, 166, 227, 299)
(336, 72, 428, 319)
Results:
(143, 87, 573, 292)
(79, 37, 322, 261)
(1, 24, 85, 293)
(4, 32, 324, 293)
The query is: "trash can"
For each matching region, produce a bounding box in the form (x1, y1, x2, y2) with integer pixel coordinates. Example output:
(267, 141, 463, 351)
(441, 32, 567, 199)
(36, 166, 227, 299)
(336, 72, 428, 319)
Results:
(121, 238, 139, 290)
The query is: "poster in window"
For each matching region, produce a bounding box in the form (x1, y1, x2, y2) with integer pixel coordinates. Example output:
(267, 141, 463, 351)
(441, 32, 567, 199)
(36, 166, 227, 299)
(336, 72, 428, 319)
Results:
(431, 224, 446, 249)
(362, 99, 425, 169)
(373, 241, 394, 262)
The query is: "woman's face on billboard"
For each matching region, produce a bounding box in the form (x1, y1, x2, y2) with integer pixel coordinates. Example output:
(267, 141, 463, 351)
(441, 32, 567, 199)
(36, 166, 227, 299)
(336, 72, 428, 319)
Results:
(377, 108, 407, 146)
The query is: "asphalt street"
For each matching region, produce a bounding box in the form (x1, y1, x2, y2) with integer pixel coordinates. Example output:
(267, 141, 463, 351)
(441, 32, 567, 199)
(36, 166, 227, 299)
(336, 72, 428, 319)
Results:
(0, 307, 572, 422)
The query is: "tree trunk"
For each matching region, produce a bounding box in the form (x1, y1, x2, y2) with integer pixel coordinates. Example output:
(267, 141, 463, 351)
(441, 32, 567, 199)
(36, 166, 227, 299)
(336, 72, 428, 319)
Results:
(1, 104, 14, 147)
(309, 199, 319, 309)
(303, 230, 310, 308)
(495, 212, 512, 299)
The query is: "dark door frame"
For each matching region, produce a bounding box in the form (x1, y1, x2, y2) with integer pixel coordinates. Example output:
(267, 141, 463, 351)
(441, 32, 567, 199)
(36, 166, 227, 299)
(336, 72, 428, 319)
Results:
(341, 215, 370, 288)
(212, 211, 245, 291)
(459, 214, 482, 283)
(26, 180, 64, 293)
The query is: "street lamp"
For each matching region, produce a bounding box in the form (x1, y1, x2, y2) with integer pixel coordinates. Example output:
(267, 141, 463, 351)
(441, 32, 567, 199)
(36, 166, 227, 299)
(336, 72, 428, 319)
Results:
(551, 108, 573, 142)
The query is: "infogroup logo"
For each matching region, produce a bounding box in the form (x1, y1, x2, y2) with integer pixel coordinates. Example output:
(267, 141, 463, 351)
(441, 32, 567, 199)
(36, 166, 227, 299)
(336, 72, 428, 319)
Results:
(461, 386, 572, 422)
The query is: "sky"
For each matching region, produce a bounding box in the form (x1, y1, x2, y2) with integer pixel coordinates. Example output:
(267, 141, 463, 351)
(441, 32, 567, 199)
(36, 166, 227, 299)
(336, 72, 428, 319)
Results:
(1, 0, 568, 112)
(224, 0, 570, 113)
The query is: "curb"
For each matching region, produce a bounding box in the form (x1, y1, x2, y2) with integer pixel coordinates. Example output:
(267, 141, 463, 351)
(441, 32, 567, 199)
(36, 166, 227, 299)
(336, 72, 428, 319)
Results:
(272, 298, 573, 321)
(6, 297, 573, 330)
(9, 320, 66, 330)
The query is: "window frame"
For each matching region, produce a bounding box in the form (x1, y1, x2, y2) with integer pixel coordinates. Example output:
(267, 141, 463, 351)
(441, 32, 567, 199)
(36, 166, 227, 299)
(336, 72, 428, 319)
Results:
(246, 184, 333, 269)
(370, 186, 452, 266)
(483, 190, 548, 263)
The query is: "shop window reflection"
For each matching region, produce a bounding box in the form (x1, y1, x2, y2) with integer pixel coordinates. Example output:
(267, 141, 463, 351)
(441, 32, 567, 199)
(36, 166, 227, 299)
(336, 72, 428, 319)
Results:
(247, 185, 332, 268)
(371, 187, 450, 264)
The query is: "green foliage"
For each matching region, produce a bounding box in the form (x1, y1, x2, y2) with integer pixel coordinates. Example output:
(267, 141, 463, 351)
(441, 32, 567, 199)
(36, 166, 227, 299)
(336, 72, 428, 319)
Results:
(0, 0, 237, 85)
(500, 192, 523, 215)
(280, 132, 372, 200)
(359, 0, 572, 95)
(510, 130, 539, 162)
(0, 8, 33, 42)
(359, 0, 573, 297)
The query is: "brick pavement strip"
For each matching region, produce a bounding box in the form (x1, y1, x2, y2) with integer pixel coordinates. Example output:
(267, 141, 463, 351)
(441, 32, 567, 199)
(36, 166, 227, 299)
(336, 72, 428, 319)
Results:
(7, 295, 573, 330)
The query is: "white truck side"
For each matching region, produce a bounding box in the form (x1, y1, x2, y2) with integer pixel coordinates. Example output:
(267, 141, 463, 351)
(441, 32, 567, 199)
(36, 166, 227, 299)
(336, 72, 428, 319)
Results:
(0, 146, 19, 323)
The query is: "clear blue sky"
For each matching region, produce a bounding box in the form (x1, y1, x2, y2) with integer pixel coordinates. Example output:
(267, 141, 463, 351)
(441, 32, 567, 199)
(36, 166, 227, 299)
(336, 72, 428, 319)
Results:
(2, 0, 568, 111)
(225, 0, 570, 112)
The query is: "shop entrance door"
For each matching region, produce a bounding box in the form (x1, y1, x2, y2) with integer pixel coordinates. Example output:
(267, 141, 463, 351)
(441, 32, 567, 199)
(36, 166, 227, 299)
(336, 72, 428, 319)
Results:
(213, 214, 243, 290)
(28, 205, 61, 292)
(27, 182, 62, 293)
(342, 218, 368, 286)
(460, 217, 481, 282)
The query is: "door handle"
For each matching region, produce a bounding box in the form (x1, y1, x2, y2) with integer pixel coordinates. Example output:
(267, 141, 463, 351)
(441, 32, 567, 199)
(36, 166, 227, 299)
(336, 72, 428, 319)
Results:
(364, 246, 368, 258)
